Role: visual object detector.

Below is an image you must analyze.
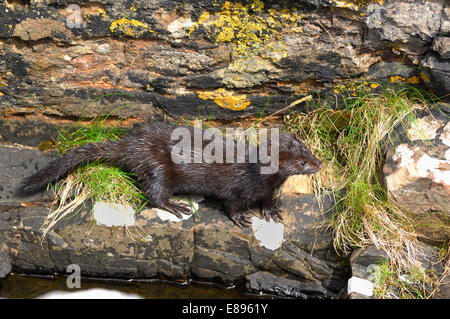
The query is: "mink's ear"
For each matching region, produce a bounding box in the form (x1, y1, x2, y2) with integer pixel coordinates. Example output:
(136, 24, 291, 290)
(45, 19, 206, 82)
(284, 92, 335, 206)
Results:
(278, 132, 291, 147)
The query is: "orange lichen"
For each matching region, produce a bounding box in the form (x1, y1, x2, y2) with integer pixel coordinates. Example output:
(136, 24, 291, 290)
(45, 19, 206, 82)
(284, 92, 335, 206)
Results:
(0, 110, 144, 128)
(419, 72, 430, 83)
(67, 80, 135, 91)
(406, 76, 420, 84)
(198, 88, 251, 111)
(390, 75, 420, 84)
(390, 75, 406, 83)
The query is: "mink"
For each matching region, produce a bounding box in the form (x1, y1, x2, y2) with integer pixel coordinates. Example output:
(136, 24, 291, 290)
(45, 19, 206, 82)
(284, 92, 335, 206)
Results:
(19, 122, 322, 227)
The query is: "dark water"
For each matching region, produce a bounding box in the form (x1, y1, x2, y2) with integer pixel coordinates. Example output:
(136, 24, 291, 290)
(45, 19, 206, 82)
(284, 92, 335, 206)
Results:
(0, 274, 272, 299)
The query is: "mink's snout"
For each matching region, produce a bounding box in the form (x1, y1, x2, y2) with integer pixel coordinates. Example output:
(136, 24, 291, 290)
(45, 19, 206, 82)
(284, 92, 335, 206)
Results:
(307, 157, 323, 174)
(317, 160, 323, 171)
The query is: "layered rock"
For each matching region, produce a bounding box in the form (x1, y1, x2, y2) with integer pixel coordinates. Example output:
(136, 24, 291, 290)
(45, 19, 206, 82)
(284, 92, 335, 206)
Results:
(383, 105, 450, 243)
(0, 0, 449, 145)
(1, 0, 449, 298)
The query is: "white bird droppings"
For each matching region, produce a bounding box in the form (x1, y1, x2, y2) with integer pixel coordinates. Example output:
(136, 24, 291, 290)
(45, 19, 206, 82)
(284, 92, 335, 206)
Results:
(93, 202, 136, 227)
(393, 144, 415, 167)
(251, 217, 284, 250)
(347, 276, 374, 297)
(416, 153, 450, 185)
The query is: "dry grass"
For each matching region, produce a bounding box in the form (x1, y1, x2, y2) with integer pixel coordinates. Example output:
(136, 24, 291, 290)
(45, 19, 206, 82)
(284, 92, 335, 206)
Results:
(373, 243, 449, 299)
(285, 82, 436, 269)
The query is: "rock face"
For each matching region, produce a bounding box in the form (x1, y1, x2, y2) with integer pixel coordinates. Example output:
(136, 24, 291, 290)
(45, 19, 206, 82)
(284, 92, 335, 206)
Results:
(346, 243, 447, 299)
(435, 275, 450, 299)
(345, 245, 388, 298)
(1, 0, 449, 298)
(0, 144, 348, 298)
(383, 105, 450, 243)
(0, 247, 12, 279)
(0, 0, 449, 145)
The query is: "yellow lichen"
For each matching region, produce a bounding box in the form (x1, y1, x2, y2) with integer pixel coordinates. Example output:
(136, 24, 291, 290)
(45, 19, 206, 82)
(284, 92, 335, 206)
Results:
(188, 0, 303, 71)
(198, 88, 251, 111)
(333, 80, 381, 94)
(110, 18, 154, 37)
(0, 75, 7, 87)
(82, 5, 108, 21)
(96, 8, 107, 16)
(188, 12, 210, 36)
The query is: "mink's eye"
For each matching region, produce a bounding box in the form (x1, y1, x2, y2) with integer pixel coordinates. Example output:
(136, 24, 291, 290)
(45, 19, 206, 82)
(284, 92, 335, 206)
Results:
(301, 161, 306, 166)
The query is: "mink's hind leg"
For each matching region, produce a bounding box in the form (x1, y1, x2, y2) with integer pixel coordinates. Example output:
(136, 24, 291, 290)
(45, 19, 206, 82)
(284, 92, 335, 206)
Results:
(159, 200, 193, 219)
(138, 172, 192, 219)
(146, 191, 193, 219)
(224, 201, 251, 227)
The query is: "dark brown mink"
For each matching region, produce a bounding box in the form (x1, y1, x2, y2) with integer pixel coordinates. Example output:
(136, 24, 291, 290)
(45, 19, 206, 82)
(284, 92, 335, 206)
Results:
(19, 122, 322, 227)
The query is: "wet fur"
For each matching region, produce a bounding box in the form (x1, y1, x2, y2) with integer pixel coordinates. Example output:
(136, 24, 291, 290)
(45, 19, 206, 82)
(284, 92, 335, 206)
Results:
(20, 122, 322, 226)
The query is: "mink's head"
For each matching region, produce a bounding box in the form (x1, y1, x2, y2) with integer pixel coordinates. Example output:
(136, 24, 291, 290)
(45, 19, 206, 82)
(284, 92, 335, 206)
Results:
(278, 132, 322, 176)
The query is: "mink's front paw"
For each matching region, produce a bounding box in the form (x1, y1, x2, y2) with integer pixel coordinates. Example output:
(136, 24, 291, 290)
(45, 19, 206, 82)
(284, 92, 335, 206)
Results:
(262, 207, 283, 223)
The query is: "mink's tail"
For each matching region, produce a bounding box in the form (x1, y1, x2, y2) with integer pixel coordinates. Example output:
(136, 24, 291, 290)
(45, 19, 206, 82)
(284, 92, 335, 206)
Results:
(19, 141, 116, 194)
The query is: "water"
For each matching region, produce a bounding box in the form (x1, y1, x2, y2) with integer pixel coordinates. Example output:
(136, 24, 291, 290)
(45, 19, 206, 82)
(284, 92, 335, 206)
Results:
(0, 274, 272, 299)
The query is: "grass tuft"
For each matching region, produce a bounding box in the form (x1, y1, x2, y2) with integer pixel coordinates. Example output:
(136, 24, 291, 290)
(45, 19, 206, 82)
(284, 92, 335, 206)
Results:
(54, 116, 124, 154)
(41, 115, 148, 241)
(285, 81, 438, 269)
